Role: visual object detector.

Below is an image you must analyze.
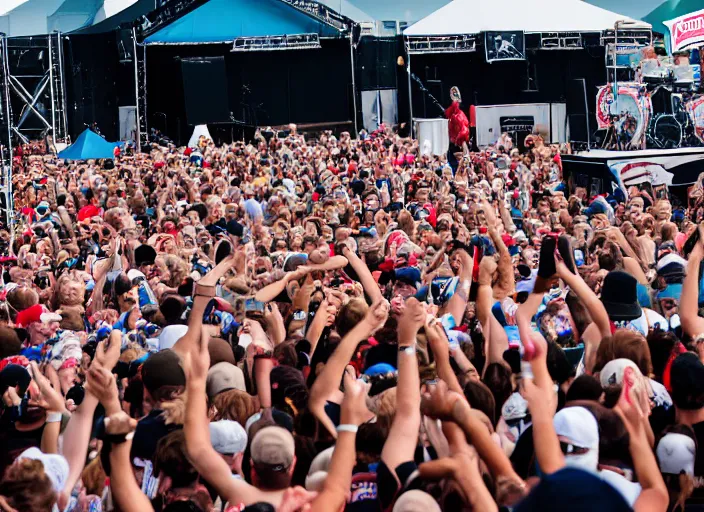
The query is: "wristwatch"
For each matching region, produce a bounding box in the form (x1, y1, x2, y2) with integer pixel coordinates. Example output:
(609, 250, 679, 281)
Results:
(292, 310, 306, 321)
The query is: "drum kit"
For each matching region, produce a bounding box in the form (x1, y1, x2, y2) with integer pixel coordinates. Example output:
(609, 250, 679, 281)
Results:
(598, 55, 704, 150)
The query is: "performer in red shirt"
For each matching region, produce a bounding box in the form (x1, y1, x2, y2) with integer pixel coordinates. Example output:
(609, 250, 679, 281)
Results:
(445, 86, 470, 155)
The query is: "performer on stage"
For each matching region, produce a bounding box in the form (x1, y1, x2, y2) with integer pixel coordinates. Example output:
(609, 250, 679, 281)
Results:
(445, 86, 470, 156)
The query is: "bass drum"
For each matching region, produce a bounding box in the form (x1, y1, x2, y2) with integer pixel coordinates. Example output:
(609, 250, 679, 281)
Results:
(647, 113, 683, 149)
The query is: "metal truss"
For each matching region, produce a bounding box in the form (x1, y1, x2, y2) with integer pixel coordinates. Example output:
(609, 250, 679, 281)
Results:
(406, 35, 477, 55)
(231, 33, 321, 52)
(0, 35, 15, 233)
(135, 0, 355, 43)
(1, 33, 68, 145)
(135, 38, 148, 152)
(539, 33, 584, 50)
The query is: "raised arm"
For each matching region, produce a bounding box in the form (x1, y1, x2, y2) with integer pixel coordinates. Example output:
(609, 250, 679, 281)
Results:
(172, 254, 237, 357)
(682, 228, 704, 339)
(58, 332, 121, 507)
(380, 298, 425, 472)
(555, 249, 611, 339)
(310, 373, 369, 512)
(308, 299, 388, 437)
(425, 318, 464, 396)
(421, 380, 522, 488)
(183, 327, 282, 507)
(445, 248, 472, 327)
(86, 365, 152, 512)
(340, 245, 382, 303)
(29, 363, 66, 455)
(617, 380, 668, 512)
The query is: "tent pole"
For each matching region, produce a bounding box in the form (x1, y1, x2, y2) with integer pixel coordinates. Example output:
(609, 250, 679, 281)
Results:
(349, 32, 358, 135)
(132, 27, 141, 152)
(407, 45, 413, 137)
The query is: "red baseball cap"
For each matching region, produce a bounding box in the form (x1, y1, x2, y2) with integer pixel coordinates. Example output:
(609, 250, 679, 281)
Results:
(15, 304, 61, 328)
(77, 204, 102, 222)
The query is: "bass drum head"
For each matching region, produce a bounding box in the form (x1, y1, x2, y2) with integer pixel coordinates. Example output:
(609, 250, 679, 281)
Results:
(649, 114, 682, 149)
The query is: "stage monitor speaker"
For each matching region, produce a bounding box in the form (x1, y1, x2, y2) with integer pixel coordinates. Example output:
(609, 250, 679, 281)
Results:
(181, 57, 230, 125)
(566, 78, 591, 144)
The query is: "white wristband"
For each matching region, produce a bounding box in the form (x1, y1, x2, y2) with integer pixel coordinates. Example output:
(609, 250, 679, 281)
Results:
(46, 412, 63, 423)
(336, 424, 359, 434)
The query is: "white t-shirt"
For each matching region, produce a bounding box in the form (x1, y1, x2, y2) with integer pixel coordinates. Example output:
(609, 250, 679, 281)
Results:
(612, 308, 668, 336)
(158, 324, 189, 351)
(600, 469, 642, 506)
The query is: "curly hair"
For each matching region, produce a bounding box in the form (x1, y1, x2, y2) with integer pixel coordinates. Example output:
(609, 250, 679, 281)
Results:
(0, 459, 57, 512)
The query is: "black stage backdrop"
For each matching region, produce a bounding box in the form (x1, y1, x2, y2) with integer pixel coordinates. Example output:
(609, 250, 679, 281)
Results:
(409, 46, 606, 121)
(146, 39, 353, 145)
(63, 31, 137, 142)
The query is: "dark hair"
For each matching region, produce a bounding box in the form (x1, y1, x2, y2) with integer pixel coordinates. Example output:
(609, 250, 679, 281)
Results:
(567, 400, 632, 467)
(483, 363, 513, 424)
(0, 326, 21, 359)
(154, 430, 199, 489)
(464, 380, 497, 426)
(566, 375, 603, 402)
(647, 329, 679, 382)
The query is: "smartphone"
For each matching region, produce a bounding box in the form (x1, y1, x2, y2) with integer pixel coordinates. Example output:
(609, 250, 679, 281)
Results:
(244, 298, 266, 318)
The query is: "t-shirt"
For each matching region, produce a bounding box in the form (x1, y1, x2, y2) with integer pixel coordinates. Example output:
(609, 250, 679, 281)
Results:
(611, 308, 668, 336)
(131, 409, 182, 494)
(600, 469, 641, 506)
(690, 422, 704, 477)
(158, 324, 189, 351)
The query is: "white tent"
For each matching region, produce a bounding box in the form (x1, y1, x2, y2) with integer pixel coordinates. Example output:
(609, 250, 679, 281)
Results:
(0, 0, 64, 36)
(90, 0, 137, 25)
(403, 0, 650, 36)
(188, 125, 213, 148)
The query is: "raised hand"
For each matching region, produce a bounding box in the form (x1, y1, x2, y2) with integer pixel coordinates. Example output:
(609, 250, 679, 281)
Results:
(29, 362, 66, 413)
(420, 379, 463, 421)
(85, 365, 120, 413)
(362, 298, 390, 335)
(398, 297, 426, 342)
(340, 370, 371, 427)
(93, 329, 122, 371)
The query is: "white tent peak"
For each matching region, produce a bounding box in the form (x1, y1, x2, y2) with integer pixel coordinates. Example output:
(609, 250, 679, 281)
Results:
(188, 125, 213, 148)
(404, 0, 650, 36)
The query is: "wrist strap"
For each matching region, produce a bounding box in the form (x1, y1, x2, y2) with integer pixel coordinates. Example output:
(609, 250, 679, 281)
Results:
(336, 424, 359, 434)
(46, 412, 63, 423)
(194, 283, 217, 298)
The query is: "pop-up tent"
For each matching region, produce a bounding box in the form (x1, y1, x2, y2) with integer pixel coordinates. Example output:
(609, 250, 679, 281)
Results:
(404, 0, 649, 36)
(58, 129, 117, 160)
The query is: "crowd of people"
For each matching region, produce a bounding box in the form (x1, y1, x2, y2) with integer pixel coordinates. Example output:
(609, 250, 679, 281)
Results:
(0, 123, 702, 512)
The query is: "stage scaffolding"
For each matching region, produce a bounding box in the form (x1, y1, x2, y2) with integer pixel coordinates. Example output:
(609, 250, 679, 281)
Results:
(0, 32, 69, 232)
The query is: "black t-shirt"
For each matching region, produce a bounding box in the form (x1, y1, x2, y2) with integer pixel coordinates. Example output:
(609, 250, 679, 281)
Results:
(131, 409, 181, 462)
(690, 421, 704, 477)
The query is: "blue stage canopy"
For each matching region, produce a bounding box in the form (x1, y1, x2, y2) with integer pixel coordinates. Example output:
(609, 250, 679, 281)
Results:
(58, 129, 117, 160)
(144, 0, 341, 45)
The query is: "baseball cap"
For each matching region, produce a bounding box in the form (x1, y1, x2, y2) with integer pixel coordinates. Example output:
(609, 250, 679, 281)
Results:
(392, 490, 441, 512)
(250, 426, 295, 470)
(141, 350, 186, 396)
(18, 447, 69, 492)
(209, 419, 247, 455)
(598, 358, 643, 388)
(553, 406, 599, 450)
(206, 362, 246, 399)
(515, 467, 631, 512)
(15, 304, 61, 328)
(657, 432, 696, 476)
